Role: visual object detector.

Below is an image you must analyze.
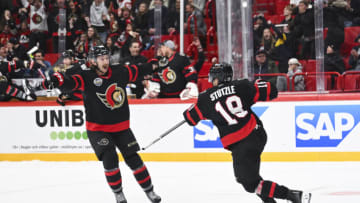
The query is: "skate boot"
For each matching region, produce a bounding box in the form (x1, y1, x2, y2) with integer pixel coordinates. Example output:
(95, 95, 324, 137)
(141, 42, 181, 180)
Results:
(287, 190, 311, 203)
(145, 190, 161, 203)
(115, 191, 127, 203)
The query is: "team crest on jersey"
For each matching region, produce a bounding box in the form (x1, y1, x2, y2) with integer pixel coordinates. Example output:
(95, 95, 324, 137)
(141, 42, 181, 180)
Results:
(32, 13, 43, 24)
(159, 67, 176, 84)
(93, 78, 103, 86)
(96, 83, 125, 110)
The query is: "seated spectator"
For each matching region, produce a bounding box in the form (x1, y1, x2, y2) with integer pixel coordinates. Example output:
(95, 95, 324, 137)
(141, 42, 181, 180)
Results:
(7, 37, 28, 61)
(254, 47, 279, 86)
(0, 44, 8, 62)
(0, 9, 17, 35)
(74, 33, 88, 59)
(120, 40, 149, 98)
(105, 37, 121, 65)
(324, 44, 345, 74)
(261, 28, 276, 55)
(29, 0, 48, 52)
(348, 35, 360, 70)
(85, 27, 103, 54)
(277, 58, 305, 91)
(26, 49, 52, 78)
(0, 22, 15, 45)
(253, 15, 268, 51)
(119, 23, 141, 58)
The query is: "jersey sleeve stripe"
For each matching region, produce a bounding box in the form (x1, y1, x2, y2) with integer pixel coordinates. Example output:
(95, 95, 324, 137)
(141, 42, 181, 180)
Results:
(124, 65, 133, 82)
(186, 110, 197, 125)
(194, 105, 204, 120)
(253, 84, 260, 103)
(72, 75, 79, 91)
(5, 85, 11, 94)
(54, 72, 64, 87)
(131, 65, 139, 82)
(151, 78, 161, 82)
(266, 82, 271, 101)
(7, 62, 11, 73)
(11, 88, 18, 97)
(73, 74, 85, 91)
(268, 182, 276, 198)
(185, 71, 196, 78)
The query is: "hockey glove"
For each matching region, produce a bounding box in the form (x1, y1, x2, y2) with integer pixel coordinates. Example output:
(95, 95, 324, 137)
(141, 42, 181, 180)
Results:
(142, 80, 160, 99)
(180, 82, 199, 100)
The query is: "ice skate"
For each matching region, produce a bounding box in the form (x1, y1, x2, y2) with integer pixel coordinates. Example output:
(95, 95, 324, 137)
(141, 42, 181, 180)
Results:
(287, 190, 311, 203)
(146, 190, 161, 203)
(115, 191, 127, 203)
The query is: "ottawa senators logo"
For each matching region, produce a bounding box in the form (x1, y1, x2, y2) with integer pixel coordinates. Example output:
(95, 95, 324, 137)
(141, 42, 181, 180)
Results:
(159, 67, 176, 84)
(96, 83, 125, 110)
(32, 13, 43, 24)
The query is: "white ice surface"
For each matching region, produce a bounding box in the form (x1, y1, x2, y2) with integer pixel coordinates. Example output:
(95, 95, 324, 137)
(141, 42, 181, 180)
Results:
(0, 161, 360, 203)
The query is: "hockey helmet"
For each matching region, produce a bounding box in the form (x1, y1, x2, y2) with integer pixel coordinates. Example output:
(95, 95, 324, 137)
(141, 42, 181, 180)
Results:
(88, 45, 109, 62)
(208, 63, 233, 84)
(62, 49, 75, 59)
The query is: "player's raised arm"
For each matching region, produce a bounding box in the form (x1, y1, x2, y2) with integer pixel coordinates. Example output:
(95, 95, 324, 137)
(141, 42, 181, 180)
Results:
(43, 71, 84, 92)
(252, 79, 278, 102)
(0, 60, 29, 74)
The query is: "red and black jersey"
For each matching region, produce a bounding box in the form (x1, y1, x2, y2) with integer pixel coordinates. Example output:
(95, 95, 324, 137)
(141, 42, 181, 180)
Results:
(151, 53, 198, 98)
(51, 63, 152, 133)
(183, 79, 278, 149)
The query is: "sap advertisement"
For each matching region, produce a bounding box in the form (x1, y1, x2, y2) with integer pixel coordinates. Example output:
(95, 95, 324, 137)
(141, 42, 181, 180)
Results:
(193, 101, 360, 152)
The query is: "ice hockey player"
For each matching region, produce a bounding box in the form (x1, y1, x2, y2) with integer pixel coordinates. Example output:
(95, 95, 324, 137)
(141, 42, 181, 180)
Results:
(44, 46, 161, 203)
(182, 63, 311, 203)
(0, 60, 36, 101)
(55, 49, 87, 106)
(143, 40, 198, 99)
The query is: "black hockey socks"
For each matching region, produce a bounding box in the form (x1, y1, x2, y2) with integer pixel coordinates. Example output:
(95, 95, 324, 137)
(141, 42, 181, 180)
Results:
(105, 168, 123, 193)
(133, 164, 153, 191)
(124, 153, 154, 192)
(255, 180, 289, 200)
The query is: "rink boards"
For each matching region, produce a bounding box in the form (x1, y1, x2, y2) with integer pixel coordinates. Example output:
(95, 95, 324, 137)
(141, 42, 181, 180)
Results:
(1, 93, 360, 162)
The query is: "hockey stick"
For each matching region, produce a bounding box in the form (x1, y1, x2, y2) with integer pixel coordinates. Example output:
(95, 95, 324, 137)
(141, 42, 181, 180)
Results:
(141, 120, 186, 150)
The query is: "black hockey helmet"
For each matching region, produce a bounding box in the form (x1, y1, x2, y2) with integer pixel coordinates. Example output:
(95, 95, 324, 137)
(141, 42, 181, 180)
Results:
(88, 45, 109, 62)
(208, 63, 233, 84)
(62, 49, 75, 59)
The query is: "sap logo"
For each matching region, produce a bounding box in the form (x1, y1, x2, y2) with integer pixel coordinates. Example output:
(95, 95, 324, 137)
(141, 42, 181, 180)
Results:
(193, 120, 222, 148)
(295, 105, 360, 147)
(193, 106, 268, 148)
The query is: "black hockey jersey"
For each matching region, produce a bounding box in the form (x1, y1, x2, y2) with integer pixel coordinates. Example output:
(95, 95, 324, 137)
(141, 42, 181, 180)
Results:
(183, 79, 278, 148)
(151, 53, 197, 98)
(51, 64, 152, 132)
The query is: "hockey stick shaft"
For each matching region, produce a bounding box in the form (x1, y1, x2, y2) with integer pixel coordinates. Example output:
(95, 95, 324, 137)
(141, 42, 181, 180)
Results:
(141, 120, 186, 150)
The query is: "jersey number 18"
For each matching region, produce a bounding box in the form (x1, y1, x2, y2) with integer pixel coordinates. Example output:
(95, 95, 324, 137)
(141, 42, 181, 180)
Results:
(215, 95, 248, 125)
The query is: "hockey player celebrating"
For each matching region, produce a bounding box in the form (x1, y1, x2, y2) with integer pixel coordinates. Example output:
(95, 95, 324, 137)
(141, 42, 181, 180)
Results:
(55, 49, 87, 106)
(182, 63, 311, 203)
(44, 46, 161, 203)
(143, 40, 199, 99)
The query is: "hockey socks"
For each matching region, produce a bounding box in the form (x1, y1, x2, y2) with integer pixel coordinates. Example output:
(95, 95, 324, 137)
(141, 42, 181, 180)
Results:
(133, 164, 153, 191)
(105, 168, 123, 193)
(256, 180, 289, 200)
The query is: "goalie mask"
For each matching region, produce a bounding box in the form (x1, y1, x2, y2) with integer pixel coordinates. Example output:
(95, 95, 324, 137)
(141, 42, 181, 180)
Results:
(208, 63, 233, 84)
